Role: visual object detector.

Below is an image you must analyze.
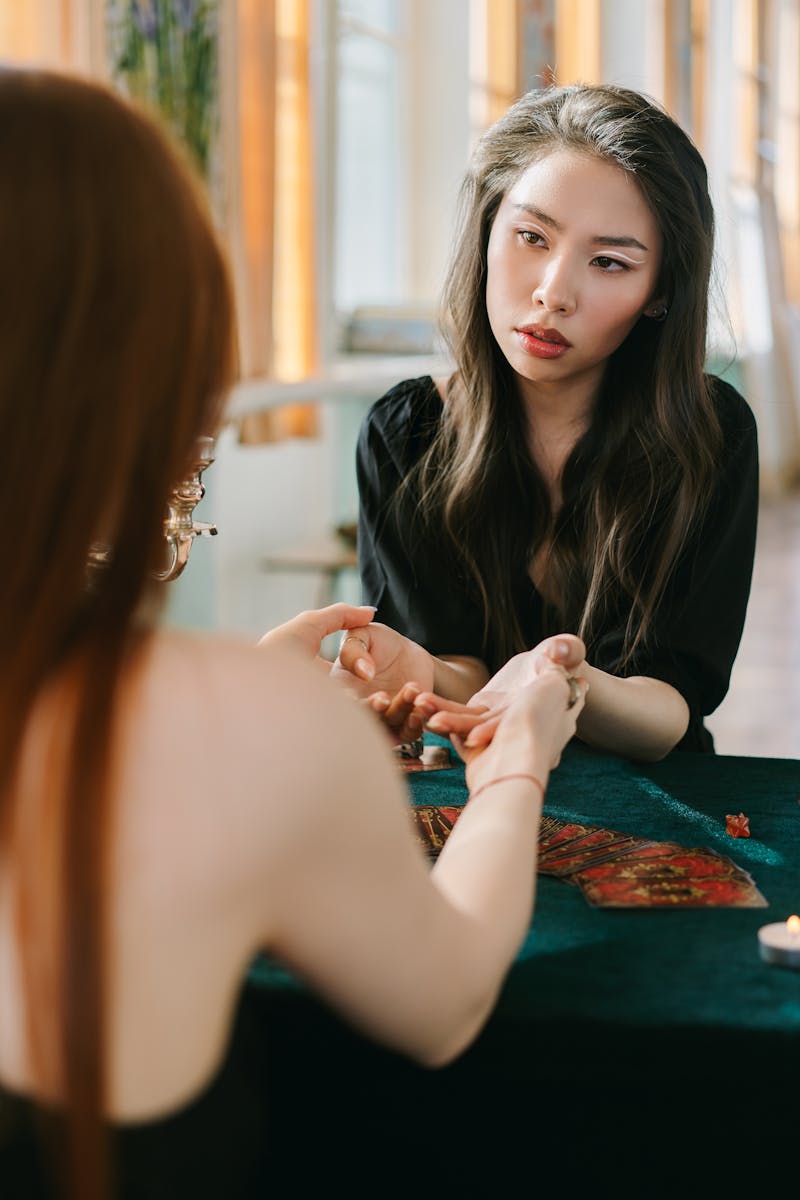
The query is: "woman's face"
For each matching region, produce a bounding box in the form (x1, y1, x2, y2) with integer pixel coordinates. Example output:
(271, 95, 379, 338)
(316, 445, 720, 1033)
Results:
(485, 147, 663, 404)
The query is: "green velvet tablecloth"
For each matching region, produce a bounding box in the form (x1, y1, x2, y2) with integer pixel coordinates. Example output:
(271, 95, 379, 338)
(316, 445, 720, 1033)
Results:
(247, 739, 800, 1194)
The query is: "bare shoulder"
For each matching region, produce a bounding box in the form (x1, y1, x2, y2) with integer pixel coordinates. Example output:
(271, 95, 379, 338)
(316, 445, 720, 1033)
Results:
(115, 628, 405, 897)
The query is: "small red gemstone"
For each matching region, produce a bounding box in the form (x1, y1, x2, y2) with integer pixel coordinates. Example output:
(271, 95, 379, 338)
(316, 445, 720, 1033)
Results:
(725, 812, 750, 838)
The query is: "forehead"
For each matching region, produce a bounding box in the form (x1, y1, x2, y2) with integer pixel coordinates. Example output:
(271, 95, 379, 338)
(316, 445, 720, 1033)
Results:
(500, 147, 660, 245)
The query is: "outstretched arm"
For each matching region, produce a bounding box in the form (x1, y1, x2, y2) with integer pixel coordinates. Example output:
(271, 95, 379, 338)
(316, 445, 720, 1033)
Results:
(571, 667, 688, 761)
(330, 621, 488, 701)
(245, 646, 586, 1068)
(420, 634, 688, 762)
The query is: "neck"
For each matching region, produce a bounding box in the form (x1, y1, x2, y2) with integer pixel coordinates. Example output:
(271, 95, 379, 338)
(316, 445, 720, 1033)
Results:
(519, 377, 597, 502)
(518, 366, 600, 427)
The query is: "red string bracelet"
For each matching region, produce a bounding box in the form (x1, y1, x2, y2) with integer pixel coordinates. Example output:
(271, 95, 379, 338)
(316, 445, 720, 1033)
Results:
(468, 773, 546, 803)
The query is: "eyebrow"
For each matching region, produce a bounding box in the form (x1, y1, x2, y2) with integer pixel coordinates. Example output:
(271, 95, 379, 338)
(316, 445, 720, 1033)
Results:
(511, 202, 650, 252)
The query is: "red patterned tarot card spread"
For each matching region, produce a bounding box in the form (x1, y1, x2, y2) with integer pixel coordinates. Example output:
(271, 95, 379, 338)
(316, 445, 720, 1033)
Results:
(410, 805, 464, 859)
(575, 848, 768, 908)
(399, 745, 455, 773)
(537, 820, 601, 858)
(538, 815, 563, 841)
(602, 840, 687, 862)
(537, 830, 658, 877)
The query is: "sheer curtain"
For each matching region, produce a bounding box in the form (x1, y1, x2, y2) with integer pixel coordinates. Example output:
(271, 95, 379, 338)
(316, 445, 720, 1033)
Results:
(224, 0, 319, 443)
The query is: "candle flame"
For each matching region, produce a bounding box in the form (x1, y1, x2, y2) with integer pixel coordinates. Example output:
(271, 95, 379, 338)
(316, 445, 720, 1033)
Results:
(787, 915, 800, 935)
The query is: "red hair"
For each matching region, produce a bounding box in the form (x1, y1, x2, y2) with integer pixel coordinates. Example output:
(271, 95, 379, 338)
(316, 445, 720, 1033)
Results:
(0, 68, 236, 1198)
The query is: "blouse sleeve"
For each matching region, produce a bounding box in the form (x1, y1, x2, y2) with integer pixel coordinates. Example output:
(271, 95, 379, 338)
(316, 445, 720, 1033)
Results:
(594, 377, 759, 749)
(355, 378, 489, 660)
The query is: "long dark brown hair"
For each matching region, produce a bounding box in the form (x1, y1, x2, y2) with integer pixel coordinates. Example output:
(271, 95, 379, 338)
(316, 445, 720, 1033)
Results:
(0, 69, 235, 1197)
(412, 83, 723, 668)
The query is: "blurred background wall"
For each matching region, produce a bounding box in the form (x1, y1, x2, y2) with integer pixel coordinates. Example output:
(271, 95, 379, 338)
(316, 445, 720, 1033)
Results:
(2, 0, 798, 755)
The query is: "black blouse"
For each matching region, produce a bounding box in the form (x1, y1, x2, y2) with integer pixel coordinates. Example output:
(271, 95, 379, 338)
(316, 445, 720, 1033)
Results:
(0, 987, 272, 1199)
(356, 374, 759, 753)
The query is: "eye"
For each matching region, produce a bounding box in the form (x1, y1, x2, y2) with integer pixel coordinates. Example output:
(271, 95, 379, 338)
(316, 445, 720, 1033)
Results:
(592, 256, 630, 273)
(519, 230, 546, 247)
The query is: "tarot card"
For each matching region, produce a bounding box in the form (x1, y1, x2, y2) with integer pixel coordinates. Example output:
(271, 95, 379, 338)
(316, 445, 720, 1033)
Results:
(537, 820, 601, 858)
(575, 847, 740, 884)
(577, 871, 768, 908)
(537, 831, 658, 878)
(399, 744, 455, 773)
(410, 804, 463, 859)
(538, 814, 563, 841)
(575, 848, 768, 907)
(599, 839, 687, 863)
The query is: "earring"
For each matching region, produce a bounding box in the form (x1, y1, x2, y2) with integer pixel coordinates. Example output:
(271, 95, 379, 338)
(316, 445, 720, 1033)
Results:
(646, 304, 668, 322)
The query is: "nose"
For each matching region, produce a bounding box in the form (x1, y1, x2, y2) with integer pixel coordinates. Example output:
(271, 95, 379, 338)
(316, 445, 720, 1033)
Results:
(532, 258, 576, 316)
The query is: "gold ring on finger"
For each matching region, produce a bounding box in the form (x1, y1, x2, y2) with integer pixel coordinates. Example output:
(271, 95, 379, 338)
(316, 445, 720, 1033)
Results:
(341, 635, 369, 653)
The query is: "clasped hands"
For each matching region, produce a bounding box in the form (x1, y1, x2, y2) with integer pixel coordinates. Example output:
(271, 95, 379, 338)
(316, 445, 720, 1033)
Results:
(333, 619, 587, 756)
(258, 602, 587, 759)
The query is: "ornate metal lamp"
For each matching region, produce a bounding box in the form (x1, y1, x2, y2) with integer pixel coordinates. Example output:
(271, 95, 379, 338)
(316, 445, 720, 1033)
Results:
(88, 436, 217, 582)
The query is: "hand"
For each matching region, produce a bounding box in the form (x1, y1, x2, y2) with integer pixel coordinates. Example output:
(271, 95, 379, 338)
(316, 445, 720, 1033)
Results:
(329, 622, 437, 744)
(256, 603, 378, 671)
(460, 659, 589, 796)
(330, 621, 435, 698)
(422, 634, 587, 749)
(362, 681, 430, 746)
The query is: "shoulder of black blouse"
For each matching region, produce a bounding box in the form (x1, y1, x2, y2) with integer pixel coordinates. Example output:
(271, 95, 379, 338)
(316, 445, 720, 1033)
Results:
(359, 375, 443, 475)
(705, 372, 757, 448)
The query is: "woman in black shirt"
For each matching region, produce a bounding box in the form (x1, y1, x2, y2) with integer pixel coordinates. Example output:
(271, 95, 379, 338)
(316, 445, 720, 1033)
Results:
(338, 84, 758, 759)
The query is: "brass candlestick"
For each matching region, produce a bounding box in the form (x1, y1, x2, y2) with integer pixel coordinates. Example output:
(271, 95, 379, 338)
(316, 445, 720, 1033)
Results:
(153, 435, 217, 581)
(88, 435, 217, 582)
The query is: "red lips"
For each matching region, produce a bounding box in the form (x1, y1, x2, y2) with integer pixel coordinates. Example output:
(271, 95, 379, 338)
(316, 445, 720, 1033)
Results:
(517, 324, 571, 346)
(515, 325, 571, 359)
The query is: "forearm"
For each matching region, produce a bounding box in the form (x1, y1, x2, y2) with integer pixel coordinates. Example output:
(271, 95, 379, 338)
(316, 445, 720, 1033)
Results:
(423, 770, 547, 1063)
(577, 666, 689, 761)
(433, 655, 490, 703)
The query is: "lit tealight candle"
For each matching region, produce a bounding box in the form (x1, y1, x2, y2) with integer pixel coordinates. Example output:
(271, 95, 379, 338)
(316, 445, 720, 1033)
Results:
(758, 914, 800, 969)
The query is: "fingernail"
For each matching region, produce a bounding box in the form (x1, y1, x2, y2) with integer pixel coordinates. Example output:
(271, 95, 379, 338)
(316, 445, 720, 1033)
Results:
(553, 640, 568, 661)
(414, 699, 436, 717)
(356, 658, 374, 680)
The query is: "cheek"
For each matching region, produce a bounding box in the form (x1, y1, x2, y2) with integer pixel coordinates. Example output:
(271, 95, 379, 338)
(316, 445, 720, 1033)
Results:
(591, 286, 651, 345)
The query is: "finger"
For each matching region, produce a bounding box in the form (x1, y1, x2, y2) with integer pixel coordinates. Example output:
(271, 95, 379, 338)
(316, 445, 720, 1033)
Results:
(449, 732, 471, 765)
(464, 715, 501, 747)
(391, 712, 425, 744)
(337, 604, 379, 629)
(537, 634, 586, 670)
(413, 692, 490, 718)
(336, 624, 377, 681)
(302, 604, 378, 640)
(538, 662, 589, 710)
(363, 693, 422, 744)
(426, 710, 490, 736)
(382, 683, 423, 729)
(571, 676, 590, 714)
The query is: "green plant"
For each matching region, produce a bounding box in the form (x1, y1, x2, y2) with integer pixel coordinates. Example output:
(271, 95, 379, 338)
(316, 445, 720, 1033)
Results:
(108, 0, 219, 178)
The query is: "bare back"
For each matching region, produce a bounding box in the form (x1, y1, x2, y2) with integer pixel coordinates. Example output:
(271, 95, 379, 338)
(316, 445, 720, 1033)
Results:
(0, 629, 420, 1119)
(0, 619, 569, 1122)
